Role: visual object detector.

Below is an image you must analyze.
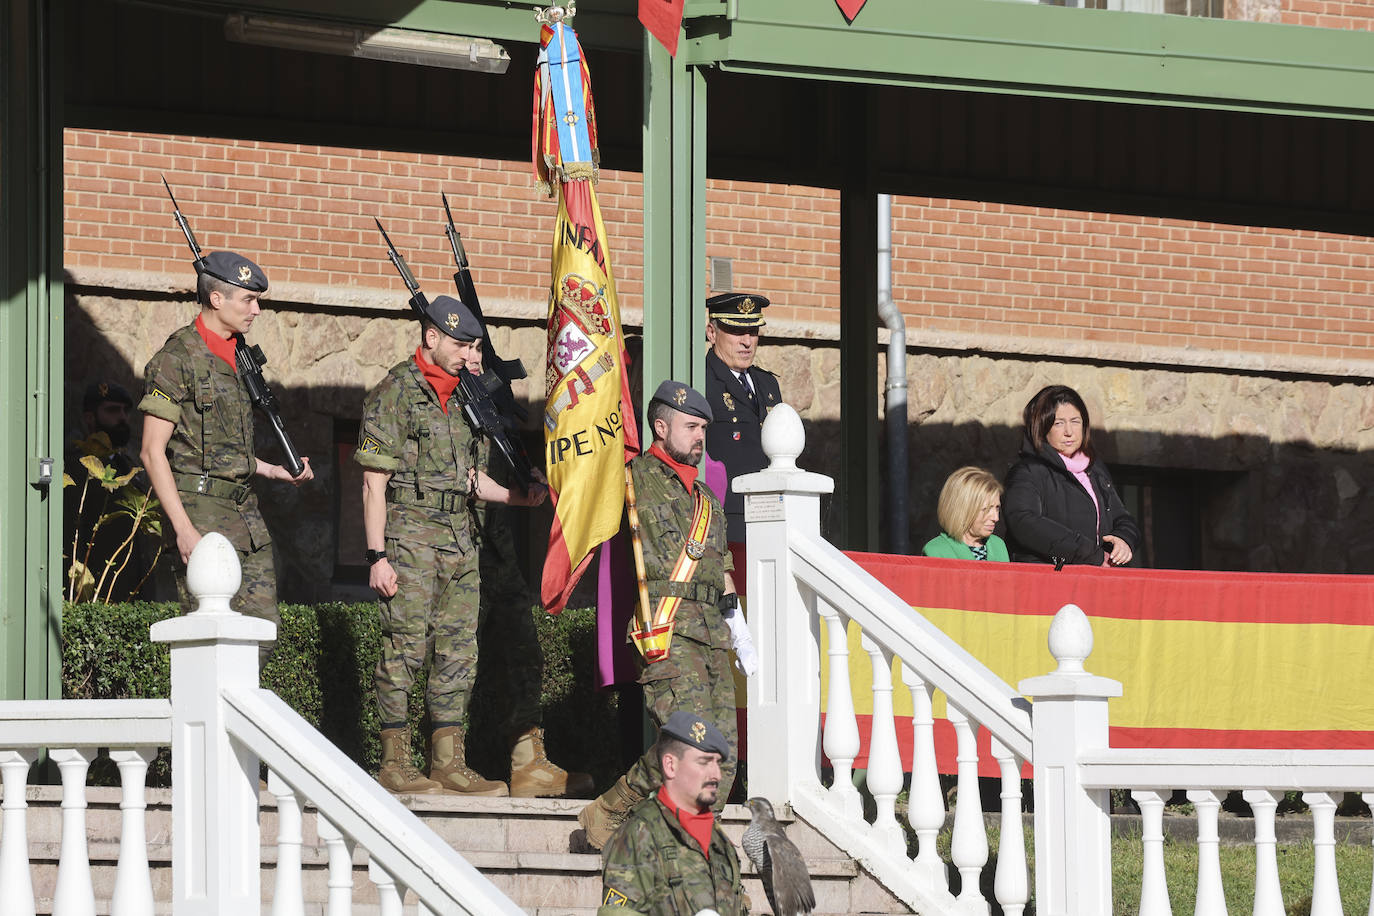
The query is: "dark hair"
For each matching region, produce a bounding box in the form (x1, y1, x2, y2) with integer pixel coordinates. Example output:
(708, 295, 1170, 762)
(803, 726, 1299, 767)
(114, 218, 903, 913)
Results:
(653, 734, 692, 768)
(196, 271, 237, 307)
(1023, 384, 1094, 459)
(646, 399, 674, 441)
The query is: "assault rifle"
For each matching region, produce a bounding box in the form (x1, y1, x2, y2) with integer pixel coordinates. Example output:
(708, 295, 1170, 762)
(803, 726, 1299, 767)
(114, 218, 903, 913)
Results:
(374, 218, 536, 493)
(162, 175, 304, 479)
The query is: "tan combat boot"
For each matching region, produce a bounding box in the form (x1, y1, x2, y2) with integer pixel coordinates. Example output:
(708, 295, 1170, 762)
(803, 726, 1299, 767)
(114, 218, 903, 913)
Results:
(509, 727, 595, 798)
(429, 726, 508, 797)
(576, 775, 646, 850)
(377, 727, 444, 795)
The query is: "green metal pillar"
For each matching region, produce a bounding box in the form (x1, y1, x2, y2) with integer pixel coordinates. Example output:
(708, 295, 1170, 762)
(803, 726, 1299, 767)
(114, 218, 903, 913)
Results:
(837, 86, 879, 551)
(641, 32, 708, 403)
(1, 0, 64, 701)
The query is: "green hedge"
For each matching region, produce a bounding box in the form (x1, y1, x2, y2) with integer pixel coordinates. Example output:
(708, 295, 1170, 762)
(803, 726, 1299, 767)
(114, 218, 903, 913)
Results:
(61, 602, 625, 790)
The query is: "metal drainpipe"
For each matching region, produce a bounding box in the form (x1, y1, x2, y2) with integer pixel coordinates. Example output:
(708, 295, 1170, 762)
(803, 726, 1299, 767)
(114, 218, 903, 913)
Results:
(877, 194, 909, 553)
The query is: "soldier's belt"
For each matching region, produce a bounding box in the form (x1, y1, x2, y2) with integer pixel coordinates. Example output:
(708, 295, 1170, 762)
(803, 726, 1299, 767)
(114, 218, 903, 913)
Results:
(387, 487, 468, 512)
(645, 579, 721, 608)
(174, 472, 251, 505)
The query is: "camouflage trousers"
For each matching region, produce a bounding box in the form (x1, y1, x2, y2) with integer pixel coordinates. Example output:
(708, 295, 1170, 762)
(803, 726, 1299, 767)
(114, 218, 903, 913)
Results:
(376, 537, 480, 728)
(622, 626, 738, 812)
(475, 541, 543, 736)
(172, 492, 279, 655)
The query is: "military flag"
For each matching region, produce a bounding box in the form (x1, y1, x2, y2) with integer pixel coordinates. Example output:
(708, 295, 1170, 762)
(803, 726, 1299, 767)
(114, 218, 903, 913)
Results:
(534, 8, 640, 615)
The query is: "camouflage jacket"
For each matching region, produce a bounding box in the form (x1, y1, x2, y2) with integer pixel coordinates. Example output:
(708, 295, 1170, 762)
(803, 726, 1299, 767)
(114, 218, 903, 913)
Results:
(138, 322, 256, 482)
(598, 795, 748, 916)
(355, 357, 483, 551)
(628, 453, 733, 649)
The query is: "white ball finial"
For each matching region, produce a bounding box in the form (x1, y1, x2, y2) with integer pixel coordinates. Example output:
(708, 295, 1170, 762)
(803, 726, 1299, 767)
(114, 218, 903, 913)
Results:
(186, 532, 243, 615)
(1047, 603, 1093, 674)
(761, 403, 804, 471)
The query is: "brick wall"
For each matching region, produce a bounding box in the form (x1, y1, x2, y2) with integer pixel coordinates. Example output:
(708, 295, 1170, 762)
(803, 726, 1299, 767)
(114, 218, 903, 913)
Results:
(1280, 0, 1374, 30)
(65, 127, 1373, 368)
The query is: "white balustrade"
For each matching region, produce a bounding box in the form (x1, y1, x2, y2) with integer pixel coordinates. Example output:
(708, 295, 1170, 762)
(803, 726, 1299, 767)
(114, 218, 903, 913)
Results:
(1304, 791, 1342, 916)
(51, 746, 96, 916)
(269, 771, 306, 916)
(1133, 789, 1172, 916)
(861, 633, 904, 847)
(901, 667, 946, 891)
(991, 737, 1028, 916)
(1244, 789, 1282, 916)
(0, 748, 38, 916)
(109, 747, 156, 916)
(818, 601, 861, 818)
(317, 814, 356, 916)
(947, 706, 988, 913)
(369, 858, 404, 916)
(1187, 789, 1226, 916)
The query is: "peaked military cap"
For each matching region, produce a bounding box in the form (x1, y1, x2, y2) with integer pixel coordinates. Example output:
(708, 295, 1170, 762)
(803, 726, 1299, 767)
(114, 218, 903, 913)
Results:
(82, 380, 133, 412)
(649, 379, 713, 423)
(660, 710, 731, 760)
(707, 292, 769, 329)
(198, 251, 269, 292)
(422, 294, 485, 342)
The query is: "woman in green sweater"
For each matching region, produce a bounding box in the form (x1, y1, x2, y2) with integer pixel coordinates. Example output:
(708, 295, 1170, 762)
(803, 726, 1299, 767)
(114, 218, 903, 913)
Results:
(922, 466, 1009, 562)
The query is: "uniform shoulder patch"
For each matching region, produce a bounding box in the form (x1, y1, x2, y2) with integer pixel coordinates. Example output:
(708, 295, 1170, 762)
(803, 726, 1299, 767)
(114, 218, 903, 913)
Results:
(602, 887, 629, 906)
(148, 387, 175, 403)
(360, 435, 381, 454)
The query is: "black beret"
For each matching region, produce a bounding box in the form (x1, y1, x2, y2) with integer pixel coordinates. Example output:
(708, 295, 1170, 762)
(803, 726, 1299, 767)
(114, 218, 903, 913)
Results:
(199, 251, 269, 293)
(660, 710, 731, 760)
(421, 294, 484, 342)
(649, 379, 713, 423)
(707, 292, 768, 329)
(82, 381, 133, 412)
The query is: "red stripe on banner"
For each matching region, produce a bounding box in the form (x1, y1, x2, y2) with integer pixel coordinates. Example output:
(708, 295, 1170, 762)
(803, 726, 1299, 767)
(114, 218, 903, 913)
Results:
(845, 552, 1374, 627)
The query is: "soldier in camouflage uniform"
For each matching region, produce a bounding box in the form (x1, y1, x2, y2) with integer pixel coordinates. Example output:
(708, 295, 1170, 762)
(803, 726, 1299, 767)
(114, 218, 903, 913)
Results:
(579, 381, 757, 849)
(598, 710, 748, 916)
(139, 251, 314, 661)
(356, 294, 547, 796)
(464, 342, 593, 798)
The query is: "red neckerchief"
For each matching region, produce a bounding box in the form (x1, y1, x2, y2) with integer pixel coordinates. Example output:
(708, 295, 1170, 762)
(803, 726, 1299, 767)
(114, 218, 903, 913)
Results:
(195, 314, 238, 371)
(657, 785, 714, 858)
(414, 347, 461, 414)
(648, 442, 698, 491)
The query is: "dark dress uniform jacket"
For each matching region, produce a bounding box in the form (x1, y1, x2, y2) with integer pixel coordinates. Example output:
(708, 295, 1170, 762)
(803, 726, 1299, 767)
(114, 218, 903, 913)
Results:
(598, 795, 748, 916)
(704, 350, 781, 543)
(1003, 436, 1142, 567)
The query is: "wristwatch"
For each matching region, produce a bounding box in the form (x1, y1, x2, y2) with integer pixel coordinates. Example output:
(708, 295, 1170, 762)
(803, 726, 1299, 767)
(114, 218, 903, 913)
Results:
(365, 549, 388, 566)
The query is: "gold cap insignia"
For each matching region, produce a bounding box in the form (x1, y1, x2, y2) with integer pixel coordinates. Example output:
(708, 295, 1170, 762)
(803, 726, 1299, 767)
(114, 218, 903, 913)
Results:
(738, 297, 757, 314)
(446, 313, 460, 330)
(98, 383, 110, 398)
(237, 265, 253, 283)
(673, 387, 687, 406)
(690, 721, 706, 743)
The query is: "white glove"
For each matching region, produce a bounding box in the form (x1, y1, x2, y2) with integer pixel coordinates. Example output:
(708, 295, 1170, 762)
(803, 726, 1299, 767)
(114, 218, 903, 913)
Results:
(723, 603, 758, 677)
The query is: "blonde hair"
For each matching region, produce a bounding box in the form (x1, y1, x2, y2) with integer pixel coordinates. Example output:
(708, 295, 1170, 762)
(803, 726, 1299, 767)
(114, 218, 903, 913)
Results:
(937, 467, 1003, 541)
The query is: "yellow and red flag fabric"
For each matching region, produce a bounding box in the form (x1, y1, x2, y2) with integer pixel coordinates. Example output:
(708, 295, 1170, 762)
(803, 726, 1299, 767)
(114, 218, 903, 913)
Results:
(535, 15, 640, 615)
(821, 555, 1374, 775)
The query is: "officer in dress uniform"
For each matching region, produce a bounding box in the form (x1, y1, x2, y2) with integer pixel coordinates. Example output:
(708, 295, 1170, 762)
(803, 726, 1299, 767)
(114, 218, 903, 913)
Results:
(704, 293, 782, 587)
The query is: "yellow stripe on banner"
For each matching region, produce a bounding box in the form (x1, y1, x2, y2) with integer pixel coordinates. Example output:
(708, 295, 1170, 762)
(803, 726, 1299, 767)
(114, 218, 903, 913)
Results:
(816, 607, 1374, 733)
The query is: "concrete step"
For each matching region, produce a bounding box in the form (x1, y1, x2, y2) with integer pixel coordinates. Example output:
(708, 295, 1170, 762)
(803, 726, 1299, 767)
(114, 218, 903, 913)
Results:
(20, 787, 911, 915)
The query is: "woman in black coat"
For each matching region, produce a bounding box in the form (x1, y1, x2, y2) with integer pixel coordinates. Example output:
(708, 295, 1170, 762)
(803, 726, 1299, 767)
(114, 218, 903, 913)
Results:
(1003, 385, 1141, 567)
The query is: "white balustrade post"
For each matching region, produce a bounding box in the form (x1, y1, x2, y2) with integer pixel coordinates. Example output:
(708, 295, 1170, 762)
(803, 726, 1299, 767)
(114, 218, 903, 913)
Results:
(1244, 789, 1282, 916)
(0, 748, 39, 916)
(368, 859, 404, 916)
(991, 737, 1029, 916)
(150, 532, 275, 916)
(51, 746, 97, 916)
(1018, 604, 1121, 916)
(268, 771, 305, 916)
(901, 669, 947, 890)
(109, 747, 156, 916)
(733, 404, 834, 804)
(316, 815, 356, 916)
(947, 706, 988, 914)
(1186, 789, 1227, 916)
(1132, 789, 1173, 916)
(819, 603, 862, 818)
(1303, 791, 1342, 916)
(861, 635, 904, 848)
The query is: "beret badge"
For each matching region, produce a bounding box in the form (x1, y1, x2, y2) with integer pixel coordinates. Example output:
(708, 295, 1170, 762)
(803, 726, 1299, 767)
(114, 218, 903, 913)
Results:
(691, 721, 706, 743)
(237, 265, 253, 283)
(673, 387, 687, 406)
(446, 313, 461, 330)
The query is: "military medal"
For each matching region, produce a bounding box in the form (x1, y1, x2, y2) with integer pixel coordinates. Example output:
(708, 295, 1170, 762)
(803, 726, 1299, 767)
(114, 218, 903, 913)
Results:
(685, 539, 705, 560)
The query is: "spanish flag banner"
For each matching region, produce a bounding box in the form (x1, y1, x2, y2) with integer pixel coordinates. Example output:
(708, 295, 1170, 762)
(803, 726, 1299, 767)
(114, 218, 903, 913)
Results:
(824, 555, 1374, 775)
(535, 12, 640, 614)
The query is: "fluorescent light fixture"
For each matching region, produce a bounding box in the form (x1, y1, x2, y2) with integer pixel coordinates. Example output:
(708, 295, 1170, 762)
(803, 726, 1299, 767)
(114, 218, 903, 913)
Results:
(224, 13, 511, 74)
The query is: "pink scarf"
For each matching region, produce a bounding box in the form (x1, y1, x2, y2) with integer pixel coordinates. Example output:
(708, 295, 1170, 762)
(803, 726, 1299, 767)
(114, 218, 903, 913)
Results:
(1059, 451, 1101, 533)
